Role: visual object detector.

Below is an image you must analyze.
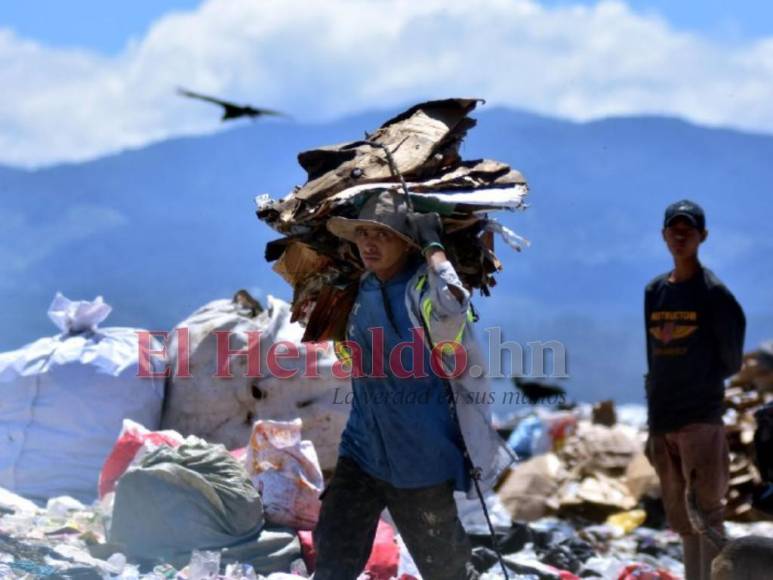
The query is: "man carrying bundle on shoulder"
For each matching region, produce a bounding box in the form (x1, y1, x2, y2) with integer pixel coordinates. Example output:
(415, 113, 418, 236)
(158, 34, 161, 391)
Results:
(311, 190, 516, 580)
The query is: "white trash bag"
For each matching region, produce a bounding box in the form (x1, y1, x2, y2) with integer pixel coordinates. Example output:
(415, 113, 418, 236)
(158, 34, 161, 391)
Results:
(0, 293, 166, 503)
(162, 293, 351, 472)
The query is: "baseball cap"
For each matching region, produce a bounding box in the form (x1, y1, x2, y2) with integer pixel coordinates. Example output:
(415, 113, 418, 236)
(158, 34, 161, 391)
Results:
(663, 199, 706, 231)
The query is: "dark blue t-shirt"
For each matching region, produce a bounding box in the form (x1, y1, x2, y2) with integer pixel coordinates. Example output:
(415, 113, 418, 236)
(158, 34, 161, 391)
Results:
(338, 259, 469, 491)
(644, 266, 745, 433)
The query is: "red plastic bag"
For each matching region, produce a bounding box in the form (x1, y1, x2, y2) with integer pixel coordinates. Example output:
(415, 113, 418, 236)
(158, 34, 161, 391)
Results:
(618, 563, 680, 580)
(98, 419, 184, 498)
(298, 518, 398, 579)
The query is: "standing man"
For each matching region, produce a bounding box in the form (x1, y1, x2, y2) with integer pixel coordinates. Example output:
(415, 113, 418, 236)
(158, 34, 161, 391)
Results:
(644, 200, 746, 580)
(312, 191, 515, 580)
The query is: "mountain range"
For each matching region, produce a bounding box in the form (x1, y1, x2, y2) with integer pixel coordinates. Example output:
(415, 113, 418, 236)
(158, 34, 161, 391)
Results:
(1, 106, 771, 405)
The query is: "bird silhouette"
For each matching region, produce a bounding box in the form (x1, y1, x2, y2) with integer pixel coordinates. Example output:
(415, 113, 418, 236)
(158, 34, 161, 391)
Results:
(512, 376, 567, 405)
(177, 87, 287, 121)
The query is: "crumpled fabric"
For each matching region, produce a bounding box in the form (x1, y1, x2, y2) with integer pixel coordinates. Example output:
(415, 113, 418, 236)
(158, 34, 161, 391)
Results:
(485, 218, 530, 250)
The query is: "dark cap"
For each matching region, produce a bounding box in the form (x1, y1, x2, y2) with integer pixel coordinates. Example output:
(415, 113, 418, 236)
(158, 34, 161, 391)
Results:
(664, 199, 706, 231)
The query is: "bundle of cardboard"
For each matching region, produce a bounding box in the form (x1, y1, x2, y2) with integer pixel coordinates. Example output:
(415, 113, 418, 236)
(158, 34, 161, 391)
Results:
(256, 98, 529, 342)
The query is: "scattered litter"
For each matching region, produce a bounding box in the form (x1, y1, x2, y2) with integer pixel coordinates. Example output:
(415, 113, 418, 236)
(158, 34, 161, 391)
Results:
(2, 341, 773, 577)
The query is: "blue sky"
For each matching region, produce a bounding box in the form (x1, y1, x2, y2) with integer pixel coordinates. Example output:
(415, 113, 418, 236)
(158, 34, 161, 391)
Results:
(0, 1, 202, 54)
(1, 0, 773, 167)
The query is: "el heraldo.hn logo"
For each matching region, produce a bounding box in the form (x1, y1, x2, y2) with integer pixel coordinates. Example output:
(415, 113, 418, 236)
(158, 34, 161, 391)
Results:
(649, 310, 699, 344)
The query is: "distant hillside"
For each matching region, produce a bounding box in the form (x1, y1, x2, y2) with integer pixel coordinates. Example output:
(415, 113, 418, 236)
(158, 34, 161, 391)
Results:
(1, 107, 770, 404)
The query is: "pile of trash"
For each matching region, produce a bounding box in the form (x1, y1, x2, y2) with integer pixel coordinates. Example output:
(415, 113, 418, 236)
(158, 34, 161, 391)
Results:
(255, 98, 529, 341)
(3, 290, 773, 578)
(498, 344, 773, 529)
(496, 406, 658, 527)
(5, 455, 773, 579)
(0, 485, 308, 580)
(473, 516, 773, 579)
(723, 341, 773, 519)
(0, 291, 350, 508)
(0, 414, 326, 579)
(0, 292, 355, 578)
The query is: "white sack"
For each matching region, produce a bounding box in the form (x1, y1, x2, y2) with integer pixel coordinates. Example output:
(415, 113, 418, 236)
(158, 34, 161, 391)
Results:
(0, 293, 165, 503)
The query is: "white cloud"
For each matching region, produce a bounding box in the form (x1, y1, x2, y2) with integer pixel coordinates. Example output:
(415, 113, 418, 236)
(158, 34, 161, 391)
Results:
(2, 0, 773, 167)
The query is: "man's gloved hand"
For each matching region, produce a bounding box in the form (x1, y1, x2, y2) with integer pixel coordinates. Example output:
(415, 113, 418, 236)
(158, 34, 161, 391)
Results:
(408, 211, 445, 255)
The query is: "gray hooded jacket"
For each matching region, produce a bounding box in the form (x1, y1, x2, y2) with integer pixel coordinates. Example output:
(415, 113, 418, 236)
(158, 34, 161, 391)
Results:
(403, 259, 517, 499)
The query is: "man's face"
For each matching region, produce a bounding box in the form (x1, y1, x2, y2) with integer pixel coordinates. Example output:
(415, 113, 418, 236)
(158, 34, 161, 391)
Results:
(662, 217, 707, 259)
(354, 225, 411, 275)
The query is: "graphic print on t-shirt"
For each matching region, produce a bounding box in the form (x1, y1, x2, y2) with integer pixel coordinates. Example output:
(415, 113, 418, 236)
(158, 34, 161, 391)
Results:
(649, 310, 698, 345)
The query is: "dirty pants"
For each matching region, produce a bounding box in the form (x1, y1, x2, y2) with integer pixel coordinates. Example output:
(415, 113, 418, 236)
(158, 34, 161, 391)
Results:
(646, 422, 729, 580)
(312, 455, 478, 580)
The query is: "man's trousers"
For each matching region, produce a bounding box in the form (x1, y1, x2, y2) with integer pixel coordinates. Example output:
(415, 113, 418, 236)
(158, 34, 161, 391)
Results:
(646, 422, 729, 580)
(312, 455, 479, 580)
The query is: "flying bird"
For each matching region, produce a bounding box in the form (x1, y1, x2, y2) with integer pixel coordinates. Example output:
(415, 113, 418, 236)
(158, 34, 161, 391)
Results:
(512, 377, 567, 405)
(177, 87, 287, 121)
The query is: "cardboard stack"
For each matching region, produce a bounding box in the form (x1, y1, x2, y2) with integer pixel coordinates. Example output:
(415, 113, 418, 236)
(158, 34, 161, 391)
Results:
(255, 98, 529, 342)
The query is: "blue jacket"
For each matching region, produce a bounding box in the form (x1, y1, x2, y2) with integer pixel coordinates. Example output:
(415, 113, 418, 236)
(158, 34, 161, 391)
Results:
(337, 258, 517, 498)
(338, 258, 470, 491)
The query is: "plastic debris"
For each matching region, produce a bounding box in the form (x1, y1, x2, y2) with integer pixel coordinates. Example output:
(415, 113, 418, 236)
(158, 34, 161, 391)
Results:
(244, 419, 324, 530)
(607, 509, 648, 534)
(188, 550, 221, 579)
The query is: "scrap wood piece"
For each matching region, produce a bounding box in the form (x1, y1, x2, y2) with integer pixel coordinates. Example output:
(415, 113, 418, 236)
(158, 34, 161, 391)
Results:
(259, 165, 527, 234)
(272, 241, 333, 287)
(301, 283, 359, 343)
(293, 98, 484, 203)
(409, 159, 526, 191)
